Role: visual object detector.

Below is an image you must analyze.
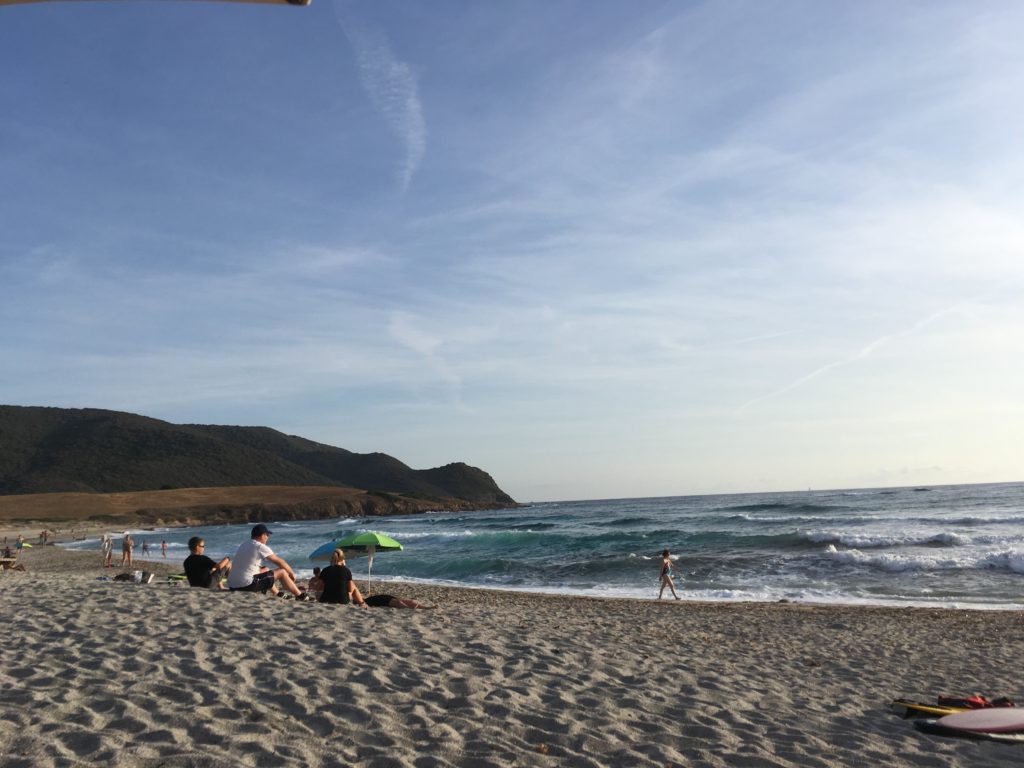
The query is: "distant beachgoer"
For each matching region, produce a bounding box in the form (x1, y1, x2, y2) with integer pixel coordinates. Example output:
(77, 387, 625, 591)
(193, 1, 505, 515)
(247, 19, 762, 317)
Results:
(121, 533, 134, 566)
(0, 554, 25, 571)
(142, 540, 150, 556)
(161, 540, 168, 558)
(183, 537, 232, 589)
(101, 534, 114, 567)
(15, 535, 24, 552)
(318, 550, 368, 609)
(226, 524, 313, 601)
(658, 549, 681, 600)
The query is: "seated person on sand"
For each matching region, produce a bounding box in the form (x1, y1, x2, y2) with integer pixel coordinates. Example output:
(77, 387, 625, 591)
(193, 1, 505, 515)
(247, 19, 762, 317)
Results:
(307, 567, 324, 600)
(318, 550, 368, 609)
(183, 536, 231, 589)
(1, 546, 26, 571)
(225, 524, 314, 602)
(1, 548, 27, 573)
(318, 550, 435, 609)
(363, 593, 435, 609)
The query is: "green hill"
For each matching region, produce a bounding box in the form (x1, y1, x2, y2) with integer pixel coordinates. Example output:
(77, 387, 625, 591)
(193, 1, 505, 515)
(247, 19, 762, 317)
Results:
(0, 405, 515, 506)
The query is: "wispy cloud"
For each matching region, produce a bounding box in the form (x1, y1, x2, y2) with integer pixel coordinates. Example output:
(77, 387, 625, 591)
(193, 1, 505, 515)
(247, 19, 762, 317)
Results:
(388, 311, 463, 392)
(334, 2, 426, 193)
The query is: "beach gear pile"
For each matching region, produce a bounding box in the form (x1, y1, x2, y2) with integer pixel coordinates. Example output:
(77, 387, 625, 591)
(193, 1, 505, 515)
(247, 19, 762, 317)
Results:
(892, 694, 1024, 743)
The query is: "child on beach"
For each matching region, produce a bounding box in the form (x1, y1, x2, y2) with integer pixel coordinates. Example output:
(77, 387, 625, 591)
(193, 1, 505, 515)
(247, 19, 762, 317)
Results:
(658, 549, 681, 600)
(307, 567, 324, 600)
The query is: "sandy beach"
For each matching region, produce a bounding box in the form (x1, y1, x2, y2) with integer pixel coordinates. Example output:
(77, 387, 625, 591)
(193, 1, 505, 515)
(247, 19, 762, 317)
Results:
(1, 541, 1022, 768)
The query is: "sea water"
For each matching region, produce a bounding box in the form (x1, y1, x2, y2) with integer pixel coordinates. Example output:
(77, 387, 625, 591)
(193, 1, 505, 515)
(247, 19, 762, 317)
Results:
(64, 481, 1024, 609)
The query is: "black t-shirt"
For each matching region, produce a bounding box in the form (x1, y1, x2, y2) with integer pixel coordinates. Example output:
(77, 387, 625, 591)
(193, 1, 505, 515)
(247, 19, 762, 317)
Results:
(319, 564, 353, 604)
(183, 553, 218, 588)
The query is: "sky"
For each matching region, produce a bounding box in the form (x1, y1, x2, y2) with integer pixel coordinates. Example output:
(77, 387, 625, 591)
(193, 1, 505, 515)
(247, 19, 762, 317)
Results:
(2, 1, 1024, 502)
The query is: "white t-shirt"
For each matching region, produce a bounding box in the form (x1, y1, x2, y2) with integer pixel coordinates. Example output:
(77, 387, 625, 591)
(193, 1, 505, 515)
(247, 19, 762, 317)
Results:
(227, 538, 275, 589)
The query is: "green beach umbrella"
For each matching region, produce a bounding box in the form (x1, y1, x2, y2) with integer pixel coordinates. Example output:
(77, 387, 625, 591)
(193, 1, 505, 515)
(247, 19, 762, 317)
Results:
(309, 531, 403, 593)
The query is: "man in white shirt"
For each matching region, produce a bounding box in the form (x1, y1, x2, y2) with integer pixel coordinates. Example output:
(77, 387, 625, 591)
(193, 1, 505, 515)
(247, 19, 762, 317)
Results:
(226, 524, 314, 602)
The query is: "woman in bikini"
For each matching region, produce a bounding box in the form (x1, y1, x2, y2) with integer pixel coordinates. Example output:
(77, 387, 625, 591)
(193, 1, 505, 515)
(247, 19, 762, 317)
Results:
(658, 548, 681, 600)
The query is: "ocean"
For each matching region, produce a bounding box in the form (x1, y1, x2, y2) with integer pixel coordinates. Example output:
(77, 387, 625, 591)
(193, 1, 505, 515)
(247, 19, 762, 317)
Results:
(64, 481, 1024, 609)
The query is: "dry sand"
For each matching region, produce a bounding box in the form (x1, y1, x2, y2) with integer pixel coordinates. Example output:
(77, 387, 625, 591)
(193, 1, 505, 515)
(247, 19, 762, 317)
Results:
(2, 542, 1023, 767)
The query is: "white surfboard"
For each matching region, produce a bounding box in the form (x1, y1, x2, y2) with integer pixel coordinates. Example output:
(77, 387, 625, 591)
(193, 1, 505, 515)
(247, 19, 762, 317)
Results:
(937, 708, 1024, 733)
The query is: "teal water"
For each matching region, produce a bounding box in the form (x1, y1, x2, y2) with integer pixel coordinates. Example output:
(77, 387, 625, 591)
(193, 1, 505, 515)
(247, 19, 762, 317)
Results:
(65, 481, 1024, 609)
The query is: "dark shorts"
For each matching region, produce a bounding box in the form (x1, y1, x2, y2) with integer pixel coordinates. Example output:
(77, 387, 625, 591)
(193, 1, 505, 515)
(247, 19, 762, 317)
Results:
(363, 594, 395, 608)
(231, 571, 276, 594)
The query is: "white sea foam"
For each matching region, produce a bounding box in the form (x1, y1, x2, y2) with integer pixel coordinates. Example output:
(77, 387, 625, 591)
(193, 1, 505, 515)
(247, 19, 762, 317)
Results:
(825, 544, 1024, 573)
(980, 549, 1024, 574)
(824, 544, 962, 572)
(374, 530, 474, 540)
(804, 530, 979, 548)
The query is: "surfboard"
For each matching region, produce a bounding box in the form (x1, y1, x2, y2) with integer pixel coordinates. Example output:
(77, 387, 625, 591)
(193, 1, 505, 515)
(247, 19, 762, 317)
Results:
(936, 708, 1024, 733)
(915, 718, 1024, 743)
(890, 699, 968, 719)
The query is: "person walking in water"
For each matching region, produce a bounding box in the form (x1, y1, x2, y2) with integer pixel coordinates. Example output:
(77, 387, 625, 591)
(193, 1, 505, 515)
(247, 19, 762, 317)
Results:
(658, 548, 681, 600)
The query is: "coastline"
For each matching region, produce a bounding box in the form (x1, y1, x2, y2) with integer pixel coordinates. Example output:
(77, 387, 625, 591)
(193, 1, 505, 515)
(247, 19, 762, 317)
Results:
(2, 543, 1022, 766)
(0, 486, 519, 534)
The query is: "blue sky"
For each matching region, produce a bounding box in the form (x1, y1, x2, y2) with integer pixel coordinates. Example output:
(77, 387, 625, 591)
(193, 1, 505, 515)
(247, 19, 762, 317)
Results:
(2, 1, 1023, 502)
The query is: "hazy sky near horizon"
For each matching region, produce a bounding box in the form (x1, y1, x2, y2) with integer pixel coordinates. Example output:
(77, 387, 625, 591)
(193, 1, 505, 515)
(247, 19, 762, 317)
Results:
(3, 1, 1023, 502)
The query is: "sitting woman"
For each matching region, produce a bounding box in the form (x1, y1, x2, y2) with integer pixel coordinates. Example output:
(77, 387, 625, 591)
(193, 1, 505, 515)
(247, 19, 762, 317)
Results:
(318, 550, 436, 609)
(318, 550, 368, 609)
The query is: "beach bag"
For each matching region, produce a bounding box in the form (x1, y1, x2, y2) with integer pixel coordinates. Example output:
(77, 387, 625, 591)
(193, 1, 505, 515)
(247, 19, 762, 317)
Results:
(937, 695, 1015, 709)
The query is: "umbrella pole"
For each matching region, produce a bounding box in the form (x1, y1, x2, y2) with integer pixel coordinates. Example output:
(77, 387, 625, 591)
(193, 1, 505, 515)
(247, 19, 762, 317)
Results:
(367, 550, 374, 595)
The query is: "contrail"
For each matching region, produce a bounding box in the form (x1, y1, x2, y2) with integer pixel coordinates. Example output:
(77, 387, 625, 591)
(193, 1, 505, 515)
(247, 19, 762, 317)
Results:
(334, 2, 426, 193)
(734, 304, 965, 416)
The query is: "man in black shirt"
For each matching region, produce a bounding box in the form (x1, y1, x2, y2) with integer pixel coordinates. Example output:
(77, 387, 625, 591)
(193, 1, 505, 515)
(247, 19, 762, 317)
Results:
(183, 536, 231, 588)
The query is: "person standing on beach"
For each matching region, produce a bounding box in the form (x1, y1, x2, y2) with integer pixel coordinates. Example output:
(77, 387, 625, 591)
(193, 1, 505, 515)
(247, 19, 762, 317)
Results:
(101, 534, 113, 567)
(183, 537, 232, 589)
(142, 540, 150, 556)
(226, 524, 314, 601)
(120, 533, 134, 566)
(658, 549, 681, 600)
(161, 540, 167, 558)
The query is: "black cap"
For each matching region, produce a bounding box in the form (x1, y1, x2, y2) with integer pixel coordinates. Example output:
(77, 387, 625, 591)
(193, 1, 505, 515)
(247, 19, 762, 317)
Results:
(251, 524, 272, 538)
